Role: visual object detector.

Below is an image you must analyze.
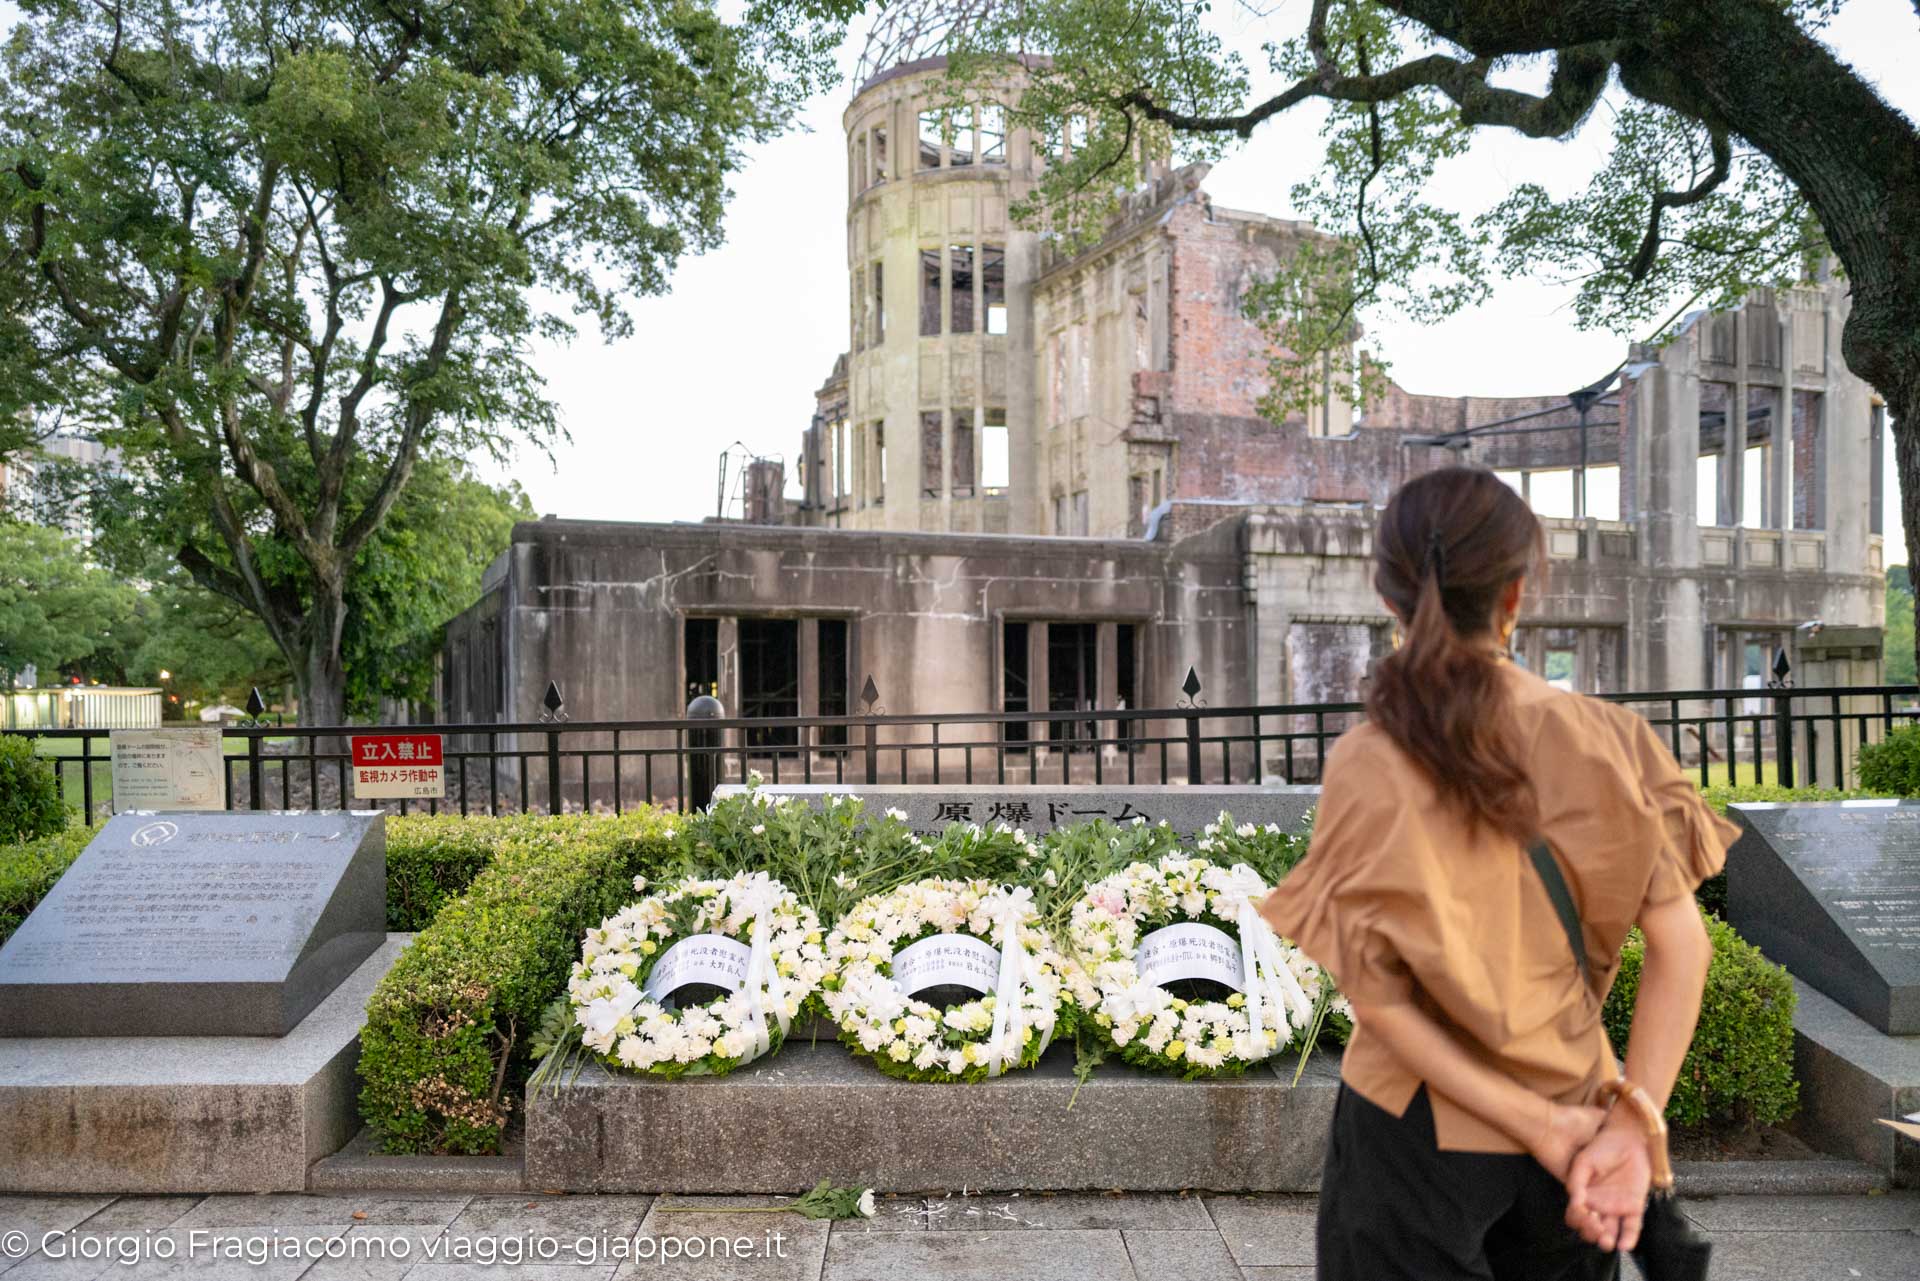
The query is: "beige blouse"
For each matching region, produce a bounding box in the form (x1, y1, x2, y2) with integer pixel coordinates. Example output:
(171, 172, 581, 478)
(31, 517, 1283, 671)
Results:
(1259, 660, 1740, 1153)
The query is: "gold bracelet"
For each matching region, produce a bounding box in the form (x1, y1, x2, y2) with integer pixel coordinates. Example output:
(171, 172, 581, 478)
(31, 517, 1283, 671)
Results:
(1598, 1077, 1675, 1192)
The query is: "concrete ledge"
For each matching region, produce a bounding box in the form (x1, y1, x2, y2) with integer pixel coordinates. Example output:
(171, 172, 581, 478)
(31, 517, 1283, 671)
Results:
(307, 1125, 526, 1194)
(0, 934, 412, 1194)
(1787, 979, 1920, 1188)
(1672, 1158, 1888, 1197)
(525, 1041, 1341, 1194)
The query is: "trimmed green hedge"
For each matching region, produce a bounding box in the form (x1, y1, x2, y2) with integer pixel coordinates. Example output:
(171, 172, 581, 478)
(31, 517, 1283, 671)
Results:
(358, 809, 679, 1154)
(0, 736, 66, 844)
(1603, 910, 1798, 1127)
(384, 815, 526, 932)
(0, 825, 94, 946)
(1857, 723, 1920, 795)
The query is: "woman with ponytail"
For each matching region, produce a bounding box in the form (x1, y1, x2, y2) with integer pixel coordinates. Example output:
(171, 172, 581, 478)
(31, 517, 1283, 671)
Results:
(1260, 468, 1737, 1280)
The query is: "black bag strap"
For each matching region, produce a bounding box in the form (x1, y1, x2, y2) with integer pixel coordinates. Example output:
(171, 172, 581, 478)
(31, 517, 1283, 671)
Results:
(1527, 840, 1590, 985)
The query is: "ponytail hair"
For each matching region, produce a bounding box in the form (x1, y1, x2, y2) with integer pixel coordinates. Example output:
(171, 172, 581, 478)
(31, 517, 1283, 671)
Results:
(1365, 468, 1545, 841)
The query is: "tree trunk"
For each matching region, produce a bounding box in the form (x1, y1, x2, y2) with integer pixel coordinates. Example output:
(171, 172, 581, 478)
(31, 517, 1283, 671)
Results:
(300, 584, 350, 729)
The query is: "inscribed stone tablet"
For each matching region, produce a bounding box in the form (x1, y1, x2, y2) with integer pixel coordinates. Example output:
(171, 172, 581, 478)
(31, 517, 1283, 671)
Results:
(0, 810, 385, 1037)
(1727, 800, 1920, 1034)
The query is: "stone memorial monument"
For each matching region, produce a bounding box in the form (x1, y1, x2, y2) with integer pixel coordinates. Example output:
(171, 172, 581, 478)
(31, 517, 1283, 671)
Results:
(0, 810, 385, 1038)
(1727, 799, 1920, 1035)
(715, 783, 1319, 838)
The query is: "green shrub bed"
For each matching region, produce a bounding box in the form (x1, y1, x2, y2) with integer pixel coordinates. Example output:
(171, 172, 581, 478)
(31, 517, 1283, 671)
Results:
(1856, 723, 1920, 795)
(358, 810, 679, 1154)
(0, 825, 94, 946)
(0, 736, 66, 843)
(1603, 910, 1798, 1127)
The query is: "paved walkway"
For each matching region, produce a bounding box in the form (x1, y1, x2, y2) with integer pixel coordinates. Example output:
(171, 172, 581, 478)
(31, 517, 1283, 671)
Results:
(1, 1191, 1915, 1281)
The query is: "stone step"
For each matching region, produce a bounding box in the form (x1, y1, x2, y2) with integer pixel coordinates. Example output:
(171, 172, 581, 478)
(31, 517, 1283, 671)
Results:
(0, 935, 413, 1194)
(525, 1040, 1342, 1194)
(1787, 979, 1920, 1188)
(307, 1125, 527, 1194)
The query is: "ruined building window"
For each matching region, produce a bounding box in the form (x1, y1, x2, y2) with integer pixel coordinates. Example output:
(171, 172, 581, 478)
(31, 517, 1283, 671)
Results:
(1072, 489, 1089, 536)
(855, 133, 868, 193)
(818, 618, 850, 746)
(983, 245, 1006, 335)
(1002, 621, 1031, 745)
(982, 410, 1009, 495)
(1131, 292, 1150, 369)
(1048, 622, 1098, 745)
(980, 105, 1006, 163)
(1129, 475, 1147, 538)
(922, 410, 944, 497)
(832, 418, 850, 502)
(1871, 404, 1886, 535)
(871, 125, 888, 184)
(949, 244, 975, 334)
(919, 109, 943, 169)
(873, 422, 887, 503)
(1048, 335, 1066, 425)
(1053, 493, 1067, 533)
(851, 269, 864, 352)
(1117, 622, 1138, 714)
(1068, 114, 1089, 155)
(952, 412, 975, 497)
(920, 249, 942, 336)
(740, 619, 800, 748)
(1039, 122, 1062, 165)
(950, 108, 975, 166)
(871, 262, 885, 344)
(685, 617, 719, 703)
(1792, 390, 1824, 530)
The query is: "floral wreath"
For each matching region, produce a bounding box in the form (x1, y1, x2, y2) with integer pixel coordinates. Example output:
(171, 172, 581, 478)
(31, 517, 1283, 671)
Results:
(564, 871, 827, 1078)
(821, 876, 1066, 1082)
(1062, 846, 1335, 1077)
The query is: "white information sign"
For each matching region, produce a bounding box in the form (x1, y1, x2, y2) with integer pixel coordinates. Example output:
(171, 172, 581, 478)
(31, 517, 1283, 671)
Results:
(890, 932, 1001, 997)
(642, 933, 752, 1004)
(109, 727, 224, 813)
(1137, 922, 1245, 992)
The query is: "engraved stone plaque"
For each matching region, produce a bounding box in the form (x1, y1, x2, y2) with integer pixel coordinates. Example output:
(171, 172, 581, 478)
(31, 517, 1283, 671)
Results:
(1727, 800, 1920, 1034)
(0, 811, 385, 1037)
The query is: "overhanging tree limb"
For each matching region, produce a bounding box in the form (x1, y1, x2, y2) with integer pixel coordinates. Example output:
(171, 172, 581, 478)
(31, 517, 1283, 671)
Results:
(1628, 128, 1732, 282)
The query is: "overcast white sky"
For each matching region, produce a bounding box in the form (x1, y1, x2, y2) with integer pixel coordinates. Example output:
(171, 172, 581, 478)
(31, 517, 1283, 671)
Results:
(5, 1, 1915, 562)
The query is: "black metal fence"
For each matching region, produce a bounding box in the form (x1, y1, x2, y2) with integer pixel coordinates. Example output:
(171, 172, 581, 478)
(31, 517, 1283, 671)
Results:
(12, 668, 1918, 825)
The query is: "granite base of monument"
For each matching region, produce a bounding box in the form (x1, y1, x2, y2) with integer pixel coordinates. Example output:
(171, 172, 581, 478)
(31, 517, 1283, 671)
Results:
(0, 810, 386, 1038)
(717, 784, 1320, 838)
(1727, 800, 1920, 1035)
(526, 1040, 1339, 1193)
(1787, 979, 1920, 1189)
(0, 934, 411, 1194)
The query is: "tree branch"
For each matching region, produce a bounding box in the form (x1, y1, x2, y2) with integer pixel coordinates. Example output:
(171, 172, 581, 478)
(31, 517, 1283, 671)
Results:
(1627, 128, 1732, 282)
(338, 288, 463, 560)
(1122, 40, 1613, 143)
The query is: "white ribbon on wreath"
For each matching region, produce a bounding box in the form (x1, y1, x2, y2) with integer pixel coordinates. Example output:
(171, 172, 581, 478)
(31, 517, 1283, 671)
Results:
(737, 875, 792, 1063)
(984, 885, 1051, 1077)
(1219, 864, 1316, 1044)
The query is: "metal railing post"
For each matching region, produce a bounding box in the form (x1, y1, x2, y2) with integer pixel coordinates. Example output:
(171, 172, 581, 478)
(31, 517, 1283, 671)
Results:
(687, 694, 723, 810)
(542, 680, 567, 815)
(1769, 651, 1795, 789)
(1180, 666, 1204, 785)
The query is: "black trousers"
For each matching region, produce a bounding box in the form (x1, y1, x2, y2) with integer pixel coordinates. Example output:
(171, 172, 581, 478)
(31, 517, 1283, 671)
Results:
(1317, 1084, 1621, 1281)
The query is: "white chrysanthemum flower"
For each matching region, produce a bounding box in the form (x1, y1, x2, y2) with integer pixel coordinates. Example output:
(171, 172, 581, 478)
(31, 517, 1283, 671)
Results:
(858, 1190, 877, 1218)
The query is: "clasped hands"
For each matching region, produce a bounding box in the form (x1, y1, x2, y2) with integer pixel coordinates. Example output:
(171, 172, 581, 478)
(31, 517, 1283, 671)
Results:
(1532, 1100, 1653, 1254)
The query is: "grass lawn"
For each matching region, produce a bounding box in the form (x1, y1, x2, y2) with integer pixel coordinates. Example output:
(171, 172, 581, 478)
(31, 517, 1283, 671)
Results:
(1690, 758, 1782, 789)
